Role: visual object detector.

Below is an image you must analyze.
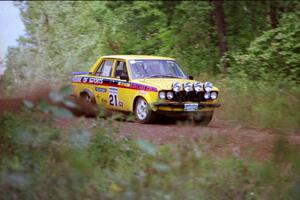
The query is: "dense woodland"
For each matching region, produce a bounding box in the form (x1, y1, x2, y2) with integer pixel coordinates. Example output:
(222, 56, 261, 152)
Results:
(2, 1, 300, 88)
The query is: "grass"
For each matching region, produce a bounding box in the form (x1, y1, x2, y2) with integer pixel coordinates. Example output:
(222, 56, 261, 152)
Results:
(197, 74, 300, 133)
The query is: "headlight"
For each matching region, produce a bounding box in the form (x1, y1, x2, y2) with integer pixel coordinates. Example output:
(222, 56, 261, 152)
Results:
(194, 81, 203, 92)
(210, 91, 218, 100)
(204, 82, 213, 92)
(159, 91, 166, 99)
(172, 82, 181, 92)
(183, 82, 193, 92)
(204, 92, 210, 99)
(166, 91, 174, 100)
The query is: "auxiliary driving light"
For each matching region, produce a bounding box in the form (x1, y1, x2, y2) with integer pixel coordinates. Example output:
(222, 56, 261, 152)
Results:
(183, 82, 193, 92)
(172, 82, 181, 92)
(194, 81, 203, 92)
(204, 82, 213, 92)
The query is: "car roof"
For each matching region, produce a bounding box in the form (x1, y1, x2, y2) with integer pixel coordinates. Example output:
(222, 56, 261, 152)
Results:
(100, 55, 175, 60)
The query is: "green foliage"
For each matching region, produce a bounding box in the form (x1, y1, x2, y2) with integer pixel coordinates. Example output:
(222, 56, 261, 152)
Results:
(88, 120, 138, 168)
(215, 74, 300, 133)
(159, 1, 219, 74)
(229, 6, 300, 81)
(2, 1, 300, 89)
(224, 1, 271, 50)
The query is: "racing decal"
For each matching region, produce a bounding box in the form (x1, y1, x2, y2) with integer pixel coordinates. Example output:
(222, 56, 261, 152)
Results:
(72, 76, 157, 92)
(109, 87, 119, 107)
(109, 87, 118, 93)
(89, 78, 103, 84)
(130, 83, 157, 92)
(82, 77, 89, 83)
(95, 87, 107, 93)
(118, 82, 131, 87)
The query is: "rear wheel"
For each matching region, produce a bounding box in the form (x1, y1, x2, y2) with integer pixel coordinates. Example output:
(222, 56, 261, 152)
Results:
(134, 97, 156, 124)
(81, 93, 92, 103)
(193, 111, 214, 126)
(79, 92, 98, 117)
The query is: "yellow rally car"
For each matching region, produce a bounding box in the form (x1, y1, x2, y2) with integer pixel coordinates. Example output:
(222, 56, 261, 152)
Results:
(71, 55, 220, 125)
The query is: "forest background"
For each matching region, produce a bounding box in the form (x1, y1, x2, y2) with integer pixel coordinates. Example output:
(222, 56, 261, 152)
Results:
(2, 1, 300, 131)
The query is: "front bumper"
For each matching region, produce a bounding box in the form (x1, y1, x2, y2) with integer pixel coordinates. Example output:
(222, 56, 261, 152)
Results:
(152, 101, 221, 112)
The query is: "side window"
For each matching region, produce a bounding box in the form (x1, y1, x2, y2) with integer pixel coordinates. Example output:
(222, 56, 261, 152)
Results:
(114, 61, 128, 78)
(95, 60, 113, 77)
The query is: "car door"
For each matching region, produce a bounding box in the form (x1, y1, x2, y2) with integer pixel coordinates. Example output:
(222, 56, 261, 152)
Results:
(93, 59, 115, 108)
(110, 60, 131, 111)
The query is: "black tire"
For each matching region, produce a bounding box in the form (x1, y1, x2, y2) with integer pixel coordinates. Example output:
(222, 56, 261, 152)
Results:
(79, 92, 99, 117)
(134, 97, 156, 124)
(193, 111, 214, 126)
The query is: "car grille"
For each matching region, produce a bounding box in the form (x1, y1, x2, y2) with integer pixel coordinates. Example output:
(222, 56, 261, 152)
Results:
(167, 91, 213, 102)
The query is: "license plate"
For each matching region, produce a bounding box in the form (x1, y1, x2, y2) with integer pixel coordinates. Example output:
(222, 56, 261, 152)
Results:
(184, 103, 198, 111)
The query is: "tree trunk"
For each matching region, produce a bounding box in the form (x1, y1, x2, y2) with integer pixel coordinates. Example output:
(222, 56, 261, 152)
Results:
(212, 0, 229, 72)
(270, 2, 279, 28)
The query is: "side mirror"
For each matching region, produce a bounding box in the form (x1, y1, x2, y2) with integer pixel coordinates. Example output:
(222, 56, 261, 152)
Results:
(188, 75, 194, 80)
(120, 74, 129, 81)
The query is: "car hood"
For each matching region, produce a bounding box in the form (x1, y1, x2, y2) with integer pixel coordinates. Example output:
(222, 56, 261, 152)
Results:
(133, 78, 196, 90)
(132, 78, 219, 91)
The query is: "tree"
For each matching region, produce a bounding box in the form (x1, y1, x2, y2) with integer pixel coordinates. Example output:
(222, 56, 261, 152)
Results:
(3, 0, 300, 92)
(229, 7, 300, 81)
(211, 0, 229, 72)
(269, 1, 279, 28)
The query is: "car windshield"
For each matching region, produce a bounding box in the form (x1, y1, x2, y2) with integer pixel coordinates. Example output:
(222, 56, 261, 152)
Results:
(128, 59, 186, 79)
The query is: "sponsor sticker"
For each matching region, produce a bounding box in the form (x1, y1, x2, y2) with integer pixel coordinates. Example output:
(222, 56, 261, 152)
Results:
(95, 87, 107, 93)
(82, 77, 89, 83)
(118, 82, 130, 87)
(109, 87, 118, 94)
(89, 78, 103, 84)
(130, 83, 157, 92)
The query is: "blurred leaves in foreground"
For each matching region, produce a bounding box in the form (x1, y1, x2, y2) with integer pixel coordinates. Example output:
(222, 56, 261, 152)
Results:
(0, 106, 300, 199)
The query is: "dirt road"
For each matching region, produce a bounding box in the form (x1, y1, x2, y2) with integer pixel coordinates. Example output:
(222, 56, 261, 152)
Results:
(52, 116, 300, 161)
(1, 95, 300, 162)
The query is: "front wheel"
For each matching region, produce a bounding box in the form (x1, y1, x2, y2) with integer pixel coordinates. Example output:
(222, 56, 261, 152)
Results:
(134, 97, 156, 124)
(193, 111, 214, 126)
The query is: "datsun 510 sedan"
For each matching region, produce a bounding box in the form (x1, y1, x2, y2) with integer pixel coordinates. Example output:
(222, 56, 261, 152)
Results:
(71, 55, 220, 125)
